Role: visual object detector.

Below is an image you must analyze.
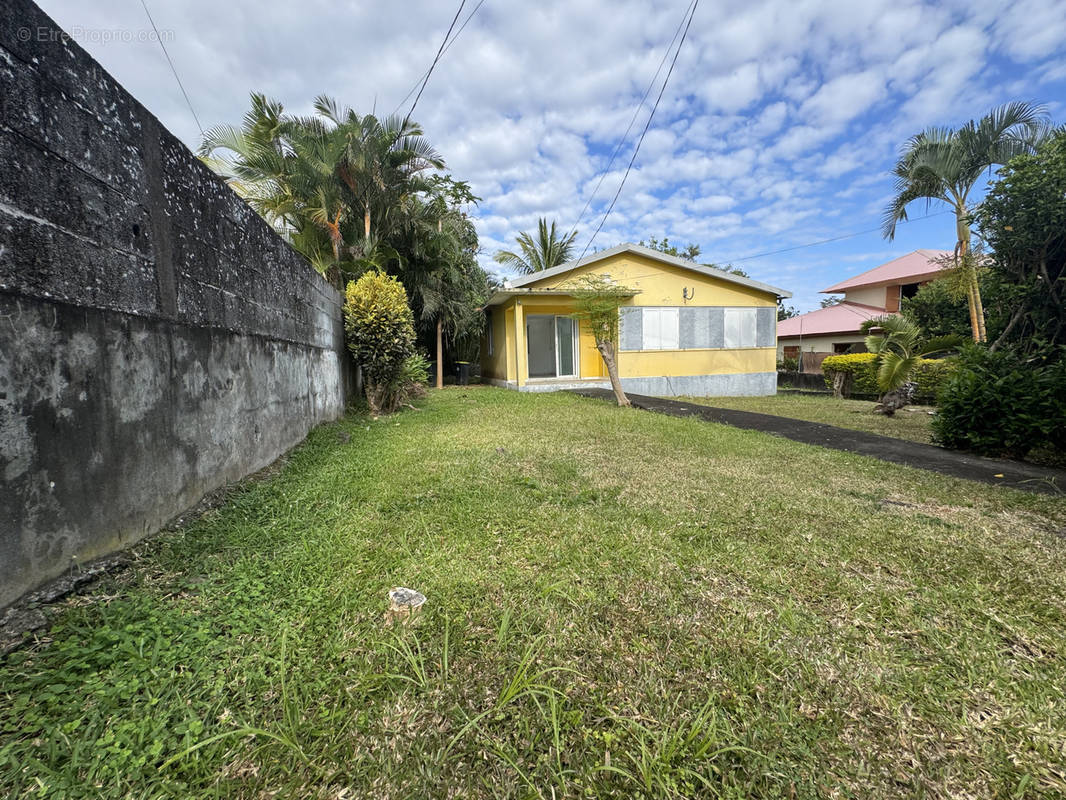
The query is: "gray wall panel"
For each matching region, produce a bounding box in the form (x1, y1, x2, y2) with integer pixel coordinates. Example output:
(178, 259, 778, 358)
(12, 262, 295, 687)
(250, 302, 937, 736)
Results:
(708, 308, 725, 348)
(620, 306, 642, 351)
(756, 307, 777, 348)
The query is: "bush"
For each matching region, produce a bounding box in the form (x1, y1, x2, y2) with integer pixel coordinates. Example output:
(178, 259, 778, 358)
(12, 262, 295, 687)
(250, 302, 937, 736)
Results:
(393, 352, 431, 404)
(822, 353, 879, 395)
(344, 271, 416, 414)
(778, 356, 799, 372)
(822, 353, 954, 403)
(932, 346, 1066, 460)
(912, 359, 955, 404)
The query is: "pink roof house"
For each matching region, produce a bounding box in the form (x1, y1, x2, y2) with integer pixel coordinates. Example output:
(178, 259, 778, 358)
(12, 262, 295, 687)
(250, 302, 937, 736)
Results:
(778, 250, 950, 370)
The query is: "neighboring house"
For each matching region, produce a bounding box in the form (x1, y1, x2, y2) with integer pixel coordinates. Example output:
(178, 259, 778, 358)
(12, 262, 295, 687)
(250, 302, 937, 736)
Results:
(777, 249, 950, 371)
(480, 242, 792, 396)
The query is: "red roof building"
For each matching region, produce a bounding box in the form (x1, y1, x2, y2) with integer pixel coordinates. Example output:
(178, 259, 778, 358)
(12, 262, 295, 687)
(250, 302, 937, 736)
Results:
(778, 249, 950, 371)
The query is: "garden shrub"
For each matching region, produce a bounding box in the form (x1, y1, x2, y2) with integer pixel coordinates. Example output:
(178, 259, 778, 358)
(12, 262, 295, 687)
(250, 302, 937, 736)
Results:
(912, 359, 955, 404)
(344, 271, 416, 414)
(822, 353, 879, 395)
(395, 352, 431, 403)
(933, 346, 1066, 461)
(822, 353, 954, 403)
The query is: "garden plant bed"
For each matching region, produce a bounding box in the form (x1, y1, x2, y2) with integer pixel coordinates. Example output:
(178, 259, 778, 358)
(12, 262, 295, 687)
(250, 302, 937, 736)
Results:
(3, 388, 1065, 798)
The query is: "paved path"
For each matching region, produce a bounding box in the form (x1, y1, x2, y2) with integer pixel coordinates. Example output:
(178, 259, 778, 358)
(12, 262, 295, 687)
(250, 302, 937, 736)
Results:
(571, 389, 1066, 496)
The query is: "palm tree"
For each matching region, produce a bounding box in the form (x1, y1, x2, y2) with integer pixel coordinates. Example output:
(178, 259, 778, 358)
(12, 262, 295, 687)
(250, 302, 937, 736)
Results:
(313, 96, 444, 242)
(861, 315, 961, 413)
(882, 101, 1049, 342)
(199, 93, 444, 279)
(493, 218, 578, 274)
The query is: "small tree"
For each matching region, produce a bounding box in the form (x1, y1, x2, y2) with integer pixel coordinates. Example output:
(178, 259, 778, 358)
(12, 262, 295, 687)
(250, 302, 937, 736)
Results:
(861, 315, 961, 415)
(565, 274, 632, 407)
(344, 271, 416, 414)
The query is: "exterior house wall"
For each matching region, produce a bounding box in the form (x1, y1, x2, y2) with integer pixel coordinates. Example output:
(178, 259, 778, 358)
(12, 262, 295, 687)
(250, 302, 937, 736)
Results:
(523, 253, 777, 310)
(480, 306, 510, 380)
(840, 286, 885, 307)
(777, 333, 867, 365)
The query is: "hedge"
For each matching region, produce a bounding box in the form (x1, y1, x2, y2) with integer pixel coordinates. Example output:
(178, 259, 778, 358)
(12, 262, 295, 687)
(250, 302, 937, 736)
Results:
(821, 353, 879, 395)
(933, 346, 1066, 460)
(822, 353, 955, 404)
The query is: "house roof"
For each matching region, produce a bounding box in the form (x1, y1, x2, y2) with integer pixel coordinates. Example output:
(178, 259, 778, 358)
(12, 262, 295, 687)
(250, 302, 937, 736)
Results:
(484, 287, 639, 307)
(506, 242, 792, 298)
(777, 302, 886, 338)
(821, 249, 950, 293)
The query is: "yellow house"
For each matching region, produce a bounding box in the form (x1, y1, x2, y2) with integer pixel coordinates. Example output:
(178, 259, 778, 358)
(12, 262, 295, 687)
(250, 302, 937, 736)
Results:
(481, 242, 792, 396)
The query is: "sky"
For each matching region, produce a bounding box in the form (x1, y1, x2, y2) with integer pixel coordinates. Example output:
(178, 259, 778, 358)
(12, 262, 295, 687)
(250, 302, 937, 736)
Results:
(34, 0, 1066, 312)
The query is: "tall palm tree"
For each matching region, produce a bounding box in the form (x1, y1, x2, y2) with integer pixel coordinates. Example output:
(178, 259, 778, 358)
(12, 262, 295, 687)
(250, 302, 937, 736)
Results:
(493, 218, 578, 274)
(881, 101, 1049, 342)
(312, 96, 444, 243)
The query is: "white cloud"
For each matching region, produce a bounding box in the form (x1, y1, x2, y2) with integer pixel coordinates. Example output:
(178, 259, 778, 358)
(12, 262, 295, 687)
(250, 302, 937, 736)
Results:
(800, 69, 886, 127)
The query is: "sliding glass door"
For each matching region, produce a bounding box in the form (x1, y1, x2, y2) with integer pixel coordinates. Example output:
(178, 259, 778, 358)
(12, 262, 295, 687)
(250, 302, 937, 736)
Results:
(526, 315, 578, 378)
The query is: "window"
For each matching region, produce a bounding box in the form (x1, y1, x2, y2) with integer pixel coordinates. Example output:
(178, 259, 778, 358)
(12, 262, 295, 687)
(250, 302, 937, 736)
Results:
(486, 311, 493, 355)
(641, 307, 679, 350)
(723, 308, 757, 348)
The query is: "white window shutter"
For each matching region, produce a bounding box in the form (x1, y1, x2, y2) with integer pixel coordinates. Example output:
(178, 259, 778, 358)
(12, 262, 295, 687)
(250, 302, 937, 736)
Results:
(661, 307, 679, 349)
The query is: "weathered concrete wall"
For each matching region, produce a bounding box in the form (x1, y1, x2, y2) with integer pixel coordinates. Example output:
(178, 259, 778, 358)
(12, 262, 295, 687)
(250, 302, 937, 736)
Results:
(0, 0, 354, 608)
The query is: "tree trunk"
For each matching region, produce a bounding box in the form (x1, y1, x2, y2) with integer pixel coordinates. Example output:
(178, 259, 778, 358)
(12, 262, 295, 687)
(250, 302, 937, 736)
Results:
(971, 270, 987, 342)
(831, 370, 852, 399)
(436, 319, 443, 389)
(364, 207, 371, 239)
(596, 339, 630, 407)
(956, 213, 985, 342)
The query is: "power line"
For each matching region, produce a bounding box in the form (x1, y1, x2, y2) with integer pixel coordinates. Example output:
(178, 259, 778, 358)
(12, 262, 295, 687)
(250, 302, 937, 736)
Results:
(402, 0, 473, 123)
(392, 0, 486, 118)
(564, 0, 696, 246)
(138, 0, 203, 137)
(723, 209, 954, 264)
(577, 0, 700, 260)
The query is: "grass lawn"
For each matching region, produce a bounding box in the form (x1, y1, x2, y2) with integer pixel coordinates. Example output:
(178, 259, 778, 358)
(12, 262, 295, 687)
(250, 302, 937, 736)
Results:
(679, 392, 936, 444)
(3, 387, 1066, 798)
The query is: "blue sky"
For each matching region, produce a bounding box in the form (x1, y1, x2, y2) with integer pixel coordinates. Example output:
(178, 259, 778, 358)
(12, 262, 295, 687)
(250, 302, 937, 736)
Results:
(37, 0, 1066, 311)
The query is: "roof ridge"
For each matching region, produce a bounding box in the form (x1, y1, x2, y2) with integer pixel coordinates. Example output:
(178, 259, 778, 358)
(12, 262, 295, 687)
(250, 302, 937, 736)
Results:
(506, 242, 792, 298)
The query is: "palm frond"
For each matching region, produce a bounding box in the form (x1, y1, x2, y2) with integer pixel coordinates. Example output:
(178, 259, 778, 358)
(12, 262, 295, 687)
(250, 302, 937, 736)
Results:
(877, 352, 920, 393)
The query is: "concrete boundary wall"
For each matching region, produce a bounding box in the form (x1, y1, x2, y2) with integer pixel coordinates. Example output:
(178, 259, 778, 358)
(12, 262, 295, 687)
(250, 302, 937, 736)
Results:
(0, 0, 354, 608)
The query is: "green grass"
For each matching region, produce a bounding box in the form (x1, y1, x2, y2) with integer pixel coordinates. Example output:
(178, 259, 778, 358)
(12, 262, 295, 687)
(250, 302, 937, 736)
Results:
(3, 387, 1065, 798)
(680, 392, 936, 444)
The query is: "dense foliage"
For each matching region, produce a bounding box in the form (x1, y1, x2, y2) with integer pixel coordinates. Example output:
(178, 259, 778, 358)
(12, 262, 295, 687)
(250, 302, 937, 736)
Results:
(343, 271, 416, 414)
(975, 129, 1066, 351)
(901, 272, 1009, 341)
(933, 346, 1066, 461)
(822, 352, 954, 404)
(201, 95, 489, 374)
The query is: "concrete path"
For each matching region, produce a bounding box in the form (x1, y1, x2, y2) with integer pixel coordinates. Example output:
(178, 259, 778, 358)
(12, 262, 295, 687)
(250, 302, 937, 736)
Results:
(570, 389, 1066, 496)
